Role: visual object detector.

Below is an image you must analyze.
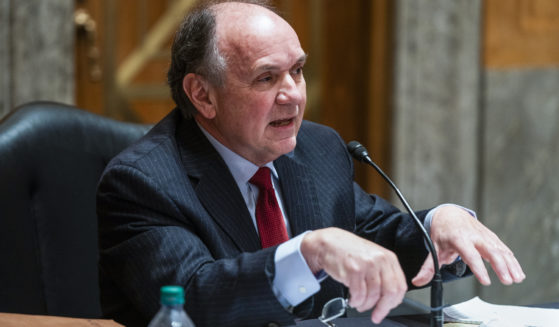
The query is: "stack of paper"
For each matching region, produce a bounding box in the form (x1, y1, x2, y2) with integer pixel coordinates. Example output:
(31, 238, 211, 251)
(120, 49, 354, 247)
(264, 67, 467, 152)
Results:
(443, 297, 559, 327)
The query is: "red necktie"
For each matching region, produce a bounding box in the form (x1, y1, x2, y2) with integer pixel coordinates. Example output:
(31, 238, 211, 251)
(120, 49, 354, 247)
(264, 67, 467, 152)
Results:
(250, 167, 289, 248)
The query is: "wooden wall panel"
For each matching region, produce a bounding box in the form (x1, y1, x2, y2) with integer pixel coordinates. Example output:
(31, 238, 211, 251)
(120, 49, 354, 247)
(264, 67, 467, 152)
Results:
(484, 0, 559, 68)
(76, 0, 191, 122)
(274, 0, 394, 197)
(75, 0, 105, 115)
(366, 0, 393, 197)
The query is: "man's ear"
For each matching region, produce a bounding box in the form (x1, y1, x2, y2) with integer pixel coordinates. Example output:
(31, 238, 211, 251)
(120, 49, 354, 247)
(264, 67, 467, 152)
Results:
(182, 73, 216, 119)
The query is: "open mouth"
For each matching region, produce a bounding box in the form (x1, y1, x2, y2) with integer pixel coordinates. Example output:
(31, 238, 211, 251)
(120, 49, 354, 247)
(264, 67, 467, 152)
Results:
(270, 118, 293, 127)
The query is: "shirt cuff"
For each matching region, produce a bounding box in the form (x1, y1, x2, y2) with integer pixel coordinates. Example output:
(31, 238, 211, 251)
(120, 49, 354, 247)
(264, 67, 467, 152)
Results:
(272, 232, 322, 308)
(424, 203, 477, 236)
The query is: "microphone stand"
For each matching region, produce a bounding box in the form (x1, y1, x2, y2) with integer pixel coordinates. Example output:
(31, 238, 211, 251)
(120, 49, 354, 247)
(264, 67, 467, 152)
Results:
(348, 142, 443, 327)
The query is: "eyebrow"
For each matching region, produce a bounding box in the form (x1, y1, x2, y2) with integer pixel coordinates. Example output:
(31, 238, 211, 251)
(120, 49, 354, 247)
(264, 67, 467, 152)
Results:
(296, 54, 309, 64)
(255, 54, 308, 72)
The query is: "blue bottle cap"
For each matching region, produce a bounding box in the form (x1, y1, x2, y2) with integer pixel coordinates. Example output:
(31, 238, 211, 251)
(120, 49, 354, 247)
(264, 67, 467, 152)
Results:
(160, 285, 185, 306)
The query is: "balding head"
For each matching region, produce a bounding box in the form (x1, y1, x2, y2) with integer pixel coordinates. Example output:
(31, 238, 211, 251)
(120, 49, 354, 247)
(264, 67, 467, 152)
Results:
(212, 1, 292, 42)
(167, 0, 279, 118)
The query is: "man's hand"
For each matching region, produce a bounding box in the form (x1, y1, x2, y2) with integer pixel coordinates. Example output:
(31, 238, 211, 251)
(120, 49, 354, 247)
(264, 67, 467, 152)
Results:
(301, 228, 407, 324)
(411, 205, 526, 287)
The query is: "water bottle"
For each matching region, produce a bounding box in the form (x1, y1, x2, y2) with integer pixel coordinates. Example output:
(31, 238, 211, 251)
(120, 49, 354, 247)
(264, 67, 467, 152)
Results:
(148, 285, 195, 327)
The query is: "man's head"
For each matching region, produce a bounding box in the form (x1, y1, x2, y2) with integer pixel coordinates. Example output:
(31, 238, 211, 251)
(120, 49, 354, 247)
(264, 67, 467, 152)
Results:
(169, 0, 307, 166)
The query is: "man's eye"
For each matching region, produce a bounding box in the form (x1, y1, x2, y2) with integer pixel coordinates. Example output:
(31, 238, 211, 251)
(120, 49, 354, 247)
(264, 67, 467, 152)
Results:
(293, 67, 303, 75)
(257, 75, 273, 83)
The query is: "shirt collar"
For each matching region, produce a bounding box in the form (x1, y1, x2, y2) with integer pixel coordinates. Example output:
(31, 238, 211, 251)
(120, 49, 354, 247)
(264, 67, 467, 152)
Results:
(196, 122, 279, 185)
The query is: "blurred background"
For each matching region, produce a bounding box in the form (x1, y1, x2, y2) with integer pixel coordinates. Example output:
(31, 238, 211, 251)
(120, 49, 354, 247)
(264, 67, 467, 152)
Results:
(1, 0, 558, 308)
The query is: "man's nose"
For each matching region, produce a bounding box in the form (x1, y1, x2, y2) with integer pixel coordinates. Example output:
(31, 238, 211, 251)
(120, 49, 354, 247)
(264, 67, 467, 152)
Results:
(276, 74, 304, 105)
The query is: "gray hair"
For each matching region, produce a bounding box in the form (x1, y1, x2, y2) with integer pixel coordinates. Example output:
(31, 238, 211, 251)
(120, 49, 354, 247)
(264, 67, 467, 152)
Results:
(167, 5, 225, 118)
(167, 0, 276, 118)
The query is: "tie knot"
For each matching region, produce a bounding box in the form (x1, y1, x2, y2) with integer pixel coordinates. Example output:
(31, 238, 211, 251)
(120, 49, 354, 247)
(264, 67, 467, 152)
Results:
(250, 167, 273, 191)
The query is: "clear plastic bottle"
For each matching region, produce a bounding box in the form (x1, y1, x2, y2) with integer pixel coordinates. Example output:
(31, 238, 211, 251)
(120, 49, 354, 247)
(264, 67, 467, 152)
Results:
(147, 285, 195, 327)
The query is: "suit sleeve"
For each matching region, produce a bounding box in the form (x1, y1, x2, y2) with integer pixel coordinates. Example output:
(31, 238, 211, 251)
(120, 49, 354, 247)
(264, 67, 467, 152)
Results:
(321, 130, 430, 284)
(352, 181, 431, 284)
(348, 150, 471, 285)
(97, 163, 297, 327)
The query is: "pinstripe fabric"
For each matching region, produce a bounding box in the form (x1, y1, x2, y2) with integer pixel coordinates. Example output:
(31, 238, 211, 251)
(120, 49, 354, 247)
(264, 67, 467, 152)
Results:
(97, 108, 431, 327)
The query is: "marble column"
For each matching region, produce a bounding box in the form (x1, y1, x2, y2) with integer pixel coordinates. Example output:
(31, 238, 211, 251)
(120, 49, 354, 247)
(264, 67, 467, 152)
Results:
(0, 0, 74, 118)
(0, 0, 11, 118)
(481, 69, 559, 305)
(392, 0, 482, 305)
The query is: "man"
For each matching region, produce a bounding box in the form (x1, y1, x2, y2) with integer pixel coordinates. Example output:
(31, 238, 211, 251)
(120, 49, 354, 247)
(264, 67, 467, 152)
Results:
(96, 1, 525, 326)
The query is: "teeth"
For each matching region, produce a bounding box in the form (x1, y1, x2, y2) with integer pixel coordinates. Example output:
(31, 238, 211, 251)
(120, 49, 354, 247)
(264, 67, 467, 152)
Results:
(271, 119, 291, 127)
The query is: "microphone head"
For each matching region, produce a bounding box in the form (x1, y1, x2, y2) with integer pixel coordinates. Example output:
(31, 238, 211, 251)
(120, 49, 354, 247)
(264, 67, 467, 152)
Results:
(346, 141, 370, 162)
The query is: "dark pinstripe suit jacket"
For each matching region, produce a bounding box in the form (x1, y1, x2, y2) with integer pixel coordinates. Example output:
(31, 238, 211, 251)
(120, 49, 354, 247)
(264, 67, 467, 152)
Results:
(96, 108, 431, 327)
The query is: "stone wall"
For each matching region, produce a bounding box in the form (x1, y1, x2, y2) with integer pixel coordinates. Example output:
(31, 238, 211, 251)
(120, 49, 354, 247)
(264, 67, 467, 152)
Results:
(0, 0, 11, 117)
(393, 0, 559, 307)
(393, 0, 481, 305)
(481, 69, 559, 305)
(0, 0, 74, 118)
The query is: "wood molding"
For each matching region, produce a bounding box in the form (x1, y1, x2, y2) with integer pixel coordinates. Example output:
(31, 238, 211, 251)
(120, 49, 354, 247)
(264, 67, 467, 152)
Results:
(484, 0, 559, 68)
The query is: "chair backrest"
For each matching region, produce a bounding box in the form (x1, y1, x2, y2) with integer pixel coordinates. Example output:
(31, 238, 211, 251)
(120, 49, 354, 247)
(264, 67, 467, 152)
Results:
(0, 101, 151, 318)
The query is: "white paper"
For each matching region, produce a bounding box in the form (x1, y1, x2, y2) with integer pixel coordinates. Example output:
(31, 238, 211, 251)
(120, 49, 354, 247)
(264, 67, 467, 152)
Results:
(443, 297, 559, 327)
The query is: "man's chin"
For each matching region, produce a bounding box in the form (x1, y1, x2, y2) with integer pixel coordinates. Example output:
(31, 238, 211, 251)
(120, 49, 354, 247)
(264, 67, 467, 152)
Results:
(268, 138, 297, 158)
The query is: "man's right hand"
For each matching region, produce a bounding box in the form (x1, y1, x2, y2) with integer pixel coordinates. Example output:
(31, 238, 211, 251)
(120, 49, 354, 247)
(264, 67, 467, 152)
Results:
(301, 228, 407, 324)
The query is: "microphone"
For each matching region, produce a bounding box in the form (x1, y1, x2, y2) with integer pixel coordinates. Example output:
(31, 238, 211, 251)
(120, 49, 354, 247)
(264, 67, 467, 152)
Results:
(347, 141, 444, 327)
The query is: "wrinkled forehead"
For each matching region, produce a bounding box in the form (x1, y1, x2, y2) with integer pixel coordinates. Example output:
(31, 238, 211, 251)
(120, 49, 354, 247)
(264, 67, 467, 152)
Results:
(212, 2, 302, 70)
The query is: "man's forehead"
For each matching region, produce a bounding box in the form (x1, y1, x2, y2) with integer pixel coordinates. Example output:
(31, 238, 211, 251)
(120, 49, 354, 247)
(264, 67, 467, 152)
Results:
(212, 2, 303, 71)
(252, 53, 307, 71)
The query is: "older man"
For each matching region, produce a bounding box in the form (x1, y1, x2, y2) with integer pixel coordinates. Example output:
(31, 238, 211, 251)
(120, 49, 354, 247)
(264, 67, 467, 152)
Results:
(97, 1, 525, 326)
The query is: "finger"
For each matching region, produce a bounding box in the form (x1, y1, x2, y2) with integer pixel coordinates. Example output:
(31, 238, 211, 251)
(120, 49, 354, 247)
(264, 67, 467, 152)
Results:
(502, 252, 525, 283)
(358, 268, 381, 312)
(482, 247, 513, 284)
(412, 253, 435, 287)
(371, 293, 402, 324)
(457, 244, 491, 285)
(477, 241, 525, 285)
(348, 270, 367, 310)
(370, 295, 394, 325)
(489, 241, 525, 283)
(506, 253, 526, 283)
(438, 248, 461, 265)
(370, 259, 406, 324)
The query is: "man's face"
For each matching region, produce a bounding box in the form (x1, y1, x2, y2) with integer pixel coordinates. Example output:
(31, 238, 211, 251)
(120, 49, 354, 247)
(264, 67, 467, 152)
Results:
(199, 8, 307, 166)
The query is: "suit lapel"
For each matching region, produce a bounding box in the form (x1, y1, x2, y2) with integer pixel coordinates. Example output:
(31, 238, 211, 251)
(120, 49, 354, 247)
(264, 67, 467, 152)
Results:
(174, 115, 326, 250)
(175, 117, 261, 252)
(275, 154, 325, 236)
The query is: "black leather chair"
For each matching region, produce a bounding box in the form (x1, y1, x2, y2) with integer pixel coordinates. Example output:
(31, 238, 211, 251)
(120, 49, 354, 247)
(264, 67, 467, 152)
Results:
(0, 101, 151, 318)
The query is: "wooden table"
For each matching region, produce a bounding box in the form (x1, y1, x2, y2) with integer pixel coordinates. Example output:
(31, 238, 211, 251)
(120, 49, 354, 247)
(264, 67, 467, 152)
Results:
(0, 312, 123, 327)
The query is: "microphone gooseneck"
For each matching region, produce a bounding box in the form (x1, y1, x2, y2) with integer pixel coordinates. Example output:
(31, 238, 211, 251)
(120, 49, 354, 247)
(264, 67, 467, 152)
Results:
(347, 141, 444, 327)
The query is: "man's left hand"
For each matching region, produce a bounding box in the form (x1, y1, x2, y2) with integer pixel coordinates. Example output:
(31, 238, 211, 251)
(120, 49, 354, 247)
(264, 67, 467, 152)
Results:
(411, 205, 526, 287)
